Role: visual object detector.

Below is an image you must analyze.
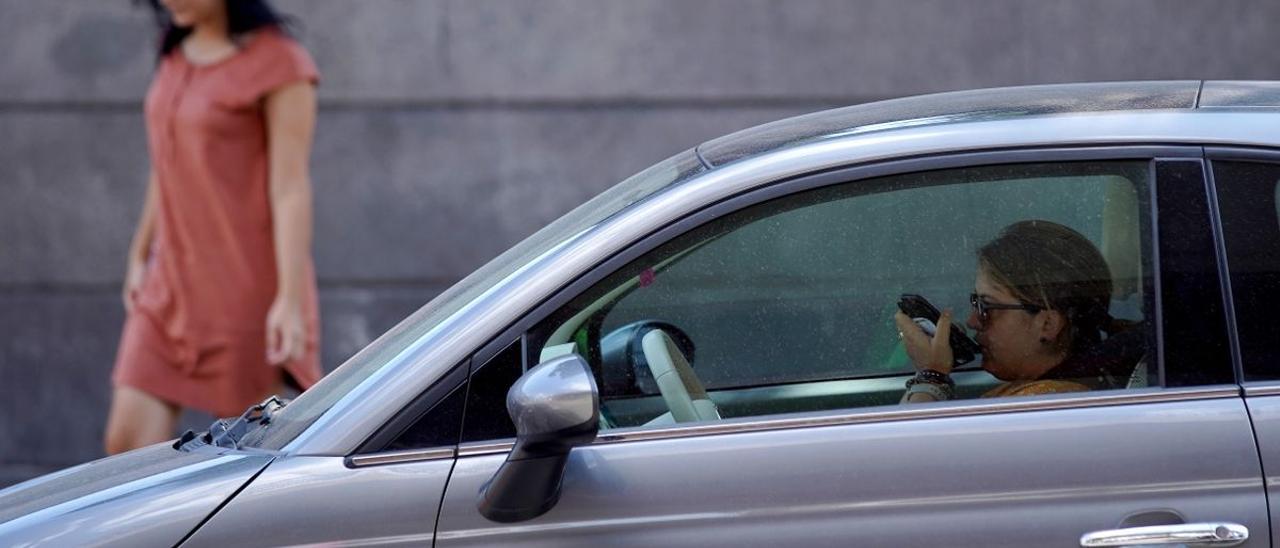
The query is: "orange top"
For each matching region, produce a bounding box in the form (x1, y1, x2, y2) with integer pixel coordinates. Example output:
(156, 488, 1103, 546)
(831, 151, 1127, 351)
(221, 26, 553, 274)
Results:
(982, 379, 1090, 398)
(130, 28, 322, 412)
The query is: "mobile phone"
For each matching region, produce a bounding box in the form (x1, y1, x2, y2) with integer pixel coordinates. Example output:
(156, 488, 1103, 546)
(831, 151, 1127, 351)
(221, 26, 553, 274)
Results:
(897, 294, 981, 366)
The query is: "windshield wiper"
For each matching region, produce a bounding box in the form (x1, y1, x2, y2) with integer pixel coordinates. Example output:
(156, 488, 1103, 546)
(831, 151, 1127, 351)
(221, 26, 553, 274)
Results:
(175, 396, 288, 451)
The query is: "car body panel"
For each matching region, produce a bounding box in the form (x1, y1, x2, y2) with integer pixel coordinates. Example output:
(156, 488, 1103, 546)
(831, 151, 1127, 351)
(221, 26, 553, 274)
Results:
(1242, 391, 1280, 545)
(0, 444, 271, 546)
(181, 455, 451, 547)
(436, 394, 1267, 547)
(292, 108, 1280, 457)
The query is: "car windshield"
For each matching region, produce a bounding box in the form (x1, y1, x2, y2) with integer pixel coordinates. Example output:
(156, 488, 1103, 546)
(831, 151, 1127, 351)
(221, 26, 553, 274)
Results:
(240, 149, 708, 450)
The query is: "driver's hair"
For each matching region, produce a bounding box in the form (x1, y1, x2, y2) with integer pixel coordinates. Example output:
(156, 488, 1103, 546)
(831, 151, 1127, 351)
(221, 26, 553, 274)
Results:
(977, 220, 1113, 352)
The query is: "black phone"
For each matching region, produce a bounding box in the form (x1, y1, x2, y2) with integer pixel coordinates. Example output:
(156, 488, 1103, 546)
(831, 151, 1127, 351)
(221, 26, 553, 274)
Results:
(897, 294, 981, 366)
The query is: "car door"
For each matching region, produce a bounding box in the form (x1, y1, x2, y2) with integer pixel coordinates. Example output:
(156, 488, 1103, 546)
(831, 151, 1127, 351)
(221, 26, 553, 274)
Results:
(1210, 150, 1280, 545)
(433, 150, 1267, 547)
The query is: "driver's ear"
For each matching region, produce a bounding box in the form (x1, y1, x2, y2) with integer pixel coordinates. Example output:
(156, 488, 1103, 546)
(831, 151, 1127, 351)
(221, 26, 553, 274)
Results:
(1038, 309, 1068, 343)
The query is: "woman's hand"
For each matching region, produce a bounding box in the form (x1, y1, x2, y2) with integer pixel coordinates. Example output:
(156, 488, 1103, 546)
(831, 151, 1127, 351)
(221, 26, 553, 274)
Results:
(894, 309, 955, 375)
(122, 258, 146, 313)
(266, 296, 306, 366)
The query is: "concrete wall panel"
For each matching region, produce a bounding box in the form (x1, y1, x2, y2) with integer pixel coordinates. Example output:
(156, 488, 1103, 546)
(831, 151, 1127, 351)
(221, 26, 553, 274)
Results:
(0, 112, 148, 285)
(309, 105, 803, 280)
(0, 292, 118, 468)
(1024, 2, 1276, 80)
(3, 1, 1279, 103)
(0, 1, 153, 102)
(0, 106, 802, 284)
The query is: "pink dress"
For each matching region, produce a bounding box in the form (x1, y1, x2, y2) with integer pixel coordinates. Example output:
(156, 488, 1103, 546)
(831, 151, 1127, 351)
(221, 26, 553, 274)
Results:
(112, 28, 322, 417)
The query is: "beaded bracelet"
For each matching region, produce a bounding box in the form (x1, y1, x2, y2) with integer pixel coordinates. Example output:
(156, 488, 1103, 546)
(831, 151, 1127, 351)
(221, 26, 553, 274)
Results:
(907, 369, 955, 387)
(905, 381, 953, 401)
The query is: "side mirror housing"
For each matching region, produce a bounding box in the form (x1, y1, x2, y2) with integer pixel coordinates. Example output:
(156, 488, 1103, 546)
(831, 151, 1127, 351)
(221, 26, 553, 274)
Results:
(477, 354, 599, 522)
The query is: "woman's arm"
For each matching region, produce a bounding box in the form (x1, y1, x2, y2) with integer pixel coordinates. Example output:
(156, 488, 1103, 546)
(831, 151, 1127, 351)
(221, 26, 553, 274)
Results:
(263, 81, 317, 366)
(123, 170, 159, 312)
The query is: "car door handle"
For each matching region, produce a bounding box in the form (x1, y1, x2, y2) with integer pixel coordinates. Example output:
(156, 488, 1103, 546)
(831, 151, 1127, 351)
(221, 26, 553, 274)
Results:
(1080, 522, 1248, 547)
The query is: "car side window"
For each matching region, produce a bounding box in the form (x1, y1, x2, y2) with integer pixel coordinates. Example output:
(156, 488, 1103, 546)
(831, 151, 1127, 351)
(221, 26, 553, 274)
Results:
(383, 381, 467, 451)
(1213, 160, 1280, 382)
(529, 161, 1158, 430)
(461, 339, 524, 442)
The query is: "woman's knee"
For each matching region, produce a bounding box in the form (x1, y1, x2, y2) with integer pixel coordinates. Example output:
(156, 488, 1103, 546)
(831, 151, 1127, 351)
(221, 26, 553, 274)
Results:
(104, 386, 178, 454)
(103, 423, 137, 455)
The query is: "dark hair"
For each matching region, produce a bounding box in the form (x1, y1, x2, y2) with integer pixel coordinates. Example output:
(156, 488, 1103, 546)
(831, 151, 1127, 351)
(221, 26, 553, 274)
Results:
(978, 220, 1114, 353)
(135, 0, 294, 59)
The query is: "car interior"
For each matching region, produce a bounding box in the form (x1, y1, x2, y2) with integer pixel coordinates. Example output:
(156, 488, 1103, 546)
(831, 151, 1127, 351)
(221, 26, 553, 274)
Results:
(531, 163, 1156, 430)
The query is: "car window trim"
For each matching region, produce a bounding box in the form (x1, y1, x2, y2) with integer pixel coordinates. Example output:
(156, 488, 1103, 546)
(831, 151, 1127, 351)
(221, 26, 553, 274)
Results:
(1147, 159, 1168, 387)
(1205, 146, 1280, 163)
(1203, 158, 1245, 384)
(348, 384, 1240, 466)
(451, 385, 1239, 458)
(456, 145, 1201, 445)
(347, 447, 457, 468)
(1243, 383, 1280, 397)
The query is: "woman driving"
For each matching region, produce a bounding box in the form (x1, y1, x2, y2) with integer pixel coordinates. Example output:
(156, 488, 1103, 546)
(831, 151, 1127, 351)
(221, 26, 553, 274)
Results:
(896, 220, 1123, 403)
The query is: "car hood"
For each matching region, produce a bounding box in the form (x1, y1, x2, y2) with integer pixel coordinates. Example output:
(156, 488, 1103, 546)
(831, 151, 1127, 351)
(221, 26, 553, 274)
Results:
(0, 443, 273, 546)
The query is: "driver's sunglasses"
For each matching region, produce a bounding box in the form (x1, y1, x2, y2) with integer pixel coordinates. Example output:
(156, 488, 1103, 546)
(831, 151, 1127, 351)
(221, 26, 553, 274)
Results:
(969, 293, 1043, 323)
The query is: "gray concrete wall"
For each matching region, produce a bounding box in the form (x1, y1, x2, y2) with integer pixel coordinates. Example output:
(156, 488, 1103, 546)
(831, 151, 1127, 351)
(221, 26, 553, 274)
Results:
(2, 0, 1278, 487)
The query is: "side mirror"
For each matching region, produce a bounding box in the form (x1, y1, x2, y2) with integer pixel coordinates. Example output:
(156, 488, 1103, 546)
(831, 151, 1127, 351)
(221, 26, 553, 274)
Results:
(477, 354, 599, 523)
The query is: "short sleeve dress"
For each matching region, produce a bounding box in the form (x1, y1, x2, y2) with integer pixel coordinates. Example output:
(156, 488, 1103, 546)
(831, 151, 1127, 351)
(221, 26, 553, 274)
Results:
(112, 28, 323, 418)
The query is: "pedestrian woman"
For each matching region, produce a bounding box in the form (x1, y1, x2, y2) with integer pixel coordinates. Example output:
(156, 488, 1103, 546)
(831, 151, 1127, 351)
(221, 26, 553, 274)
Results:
(105, 0, 323, 454)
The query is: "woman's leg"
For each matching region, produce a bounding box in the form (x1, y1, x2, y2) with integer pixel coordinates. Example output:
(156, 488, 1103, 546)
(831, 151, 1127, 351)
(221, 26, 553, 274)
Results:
(104, 385, 181, 455)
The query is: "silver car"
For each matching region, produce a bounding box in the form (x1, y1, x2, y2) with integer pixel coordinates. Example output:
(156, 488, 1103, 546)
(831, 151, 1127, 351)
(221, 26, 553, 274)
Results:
(4, 81, 1280, 547)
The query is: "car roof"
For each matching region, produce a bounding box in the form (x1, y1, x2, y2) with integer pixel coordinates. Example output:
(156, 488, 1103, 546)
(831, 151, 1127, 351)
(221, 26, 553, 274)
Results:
(1200, 80, 1280, 108)
(697, 80, 1280, 168)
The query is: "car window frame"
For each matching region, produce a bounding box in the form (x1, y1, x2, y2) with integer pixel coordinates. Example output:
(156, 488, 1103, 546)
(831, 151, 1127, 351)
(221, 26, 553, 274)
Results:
(1154, 159, 1238, 387)
(350, 359, 468, 457)
(353, 145, 1243, 462)
(1206, 146, 1280, 394)
(555, 161, 1156, 396)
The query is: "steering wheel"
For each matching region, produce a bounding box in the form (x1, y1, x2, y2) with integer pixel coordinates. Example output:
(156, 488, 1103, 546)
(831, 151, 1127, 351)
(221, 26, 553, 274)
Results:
(641, 329, 721, 423)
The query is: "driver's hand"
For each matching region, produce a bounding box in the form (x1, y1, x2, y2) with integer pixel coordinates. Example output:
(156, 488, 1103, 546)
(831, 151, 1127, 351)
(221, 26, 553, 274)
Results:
(894, 309, 955, 375)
